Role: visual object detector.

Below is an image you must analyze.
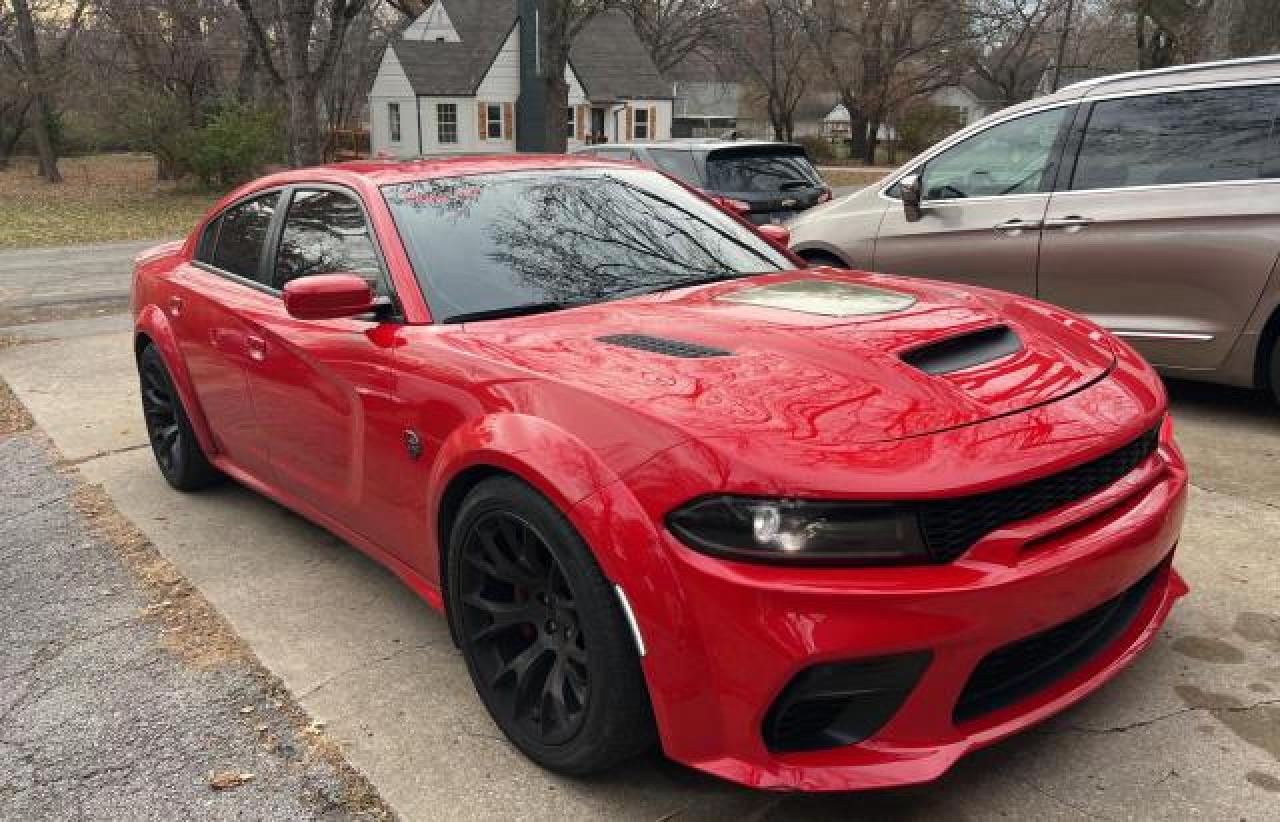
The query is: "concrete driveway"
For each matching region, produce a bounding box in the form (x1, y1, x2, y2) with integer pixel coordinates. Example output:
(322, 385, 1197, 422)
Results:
(2, 243, 1279, 820)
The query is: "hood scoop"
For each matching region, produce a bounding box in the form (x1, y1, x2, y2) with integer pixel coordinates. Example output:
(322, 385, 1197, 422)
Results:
(901, 325, 1023, 375)
(597, 333, 731, 359)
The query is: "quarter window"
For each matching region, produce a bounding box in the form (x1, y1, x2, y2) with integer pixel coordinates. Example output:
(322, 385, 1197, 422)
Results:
(1071, 86, 1280, 190)
(437, 103, 458, 144)
(920, 106, 1070, 200)
(208, 193, 280, 282)
(486, 104, 503, 140)
(389, 103, 402, 143)
(273, 189, 386, 295)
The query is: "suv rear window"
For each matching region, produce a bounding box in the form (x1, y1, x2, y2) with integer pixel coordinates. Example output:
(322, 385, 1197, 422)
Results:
(648, 149, 702, 184)
(705, 149, 821, 193)
(1072, 85, 1280, 190)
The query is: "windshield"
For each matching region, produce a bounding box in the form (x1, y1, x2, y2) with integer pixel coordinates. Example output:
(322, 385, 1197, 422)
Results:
(705, 150, 821, 193)
(382, 168, 791, 322)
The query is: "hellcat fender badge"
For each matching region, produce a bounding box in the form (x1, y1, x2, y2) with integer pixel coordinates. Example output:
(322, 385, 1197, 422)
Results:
(404, 429, 424, 460)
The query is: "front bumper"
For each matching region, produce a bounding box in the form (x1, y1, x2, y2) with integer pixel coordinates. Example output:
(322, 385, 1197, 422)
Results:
(635, 431, 1188, 791)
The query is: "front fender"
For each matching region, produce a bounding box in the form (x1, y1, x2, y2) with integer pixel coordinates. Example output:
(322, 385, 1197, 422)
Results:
(134, 304, 217, 456)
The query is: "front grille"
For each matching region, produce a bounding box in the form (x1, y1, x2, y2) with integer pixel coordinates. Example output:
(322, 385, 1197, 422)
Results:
(919, 425, 1161, 561)
(954, 563, 1161, 723)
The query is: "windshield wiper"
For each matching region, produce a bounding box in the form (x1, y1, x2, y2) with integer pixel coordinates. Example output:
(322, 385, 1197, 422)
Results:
(442, 300, 578, 324)
(603, 272, 749, 302)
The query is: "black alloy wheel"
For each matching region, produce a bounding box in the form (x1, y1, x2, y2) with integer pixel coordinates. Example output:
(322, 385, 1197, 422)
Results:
(137, 344, 220, 491)
(457, 511, 589, 745)
(448, 477, 655, 774)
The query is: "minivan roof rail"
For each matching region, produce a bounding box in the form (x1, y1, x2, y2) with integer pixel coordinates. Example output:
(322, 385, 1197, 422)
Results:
(1060, 54, 1280, 93)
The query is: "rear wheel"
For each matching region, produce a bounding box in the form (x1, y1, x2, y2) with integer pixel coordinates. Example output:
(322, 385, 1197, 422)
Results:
(447, 477, 655, 774)
(1271, 336, 1280, 407)
(137, 344, 220, 491)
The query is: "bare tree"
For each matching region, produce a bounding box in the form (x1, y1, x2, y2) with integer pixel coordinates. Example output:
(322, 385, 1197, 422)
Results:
(720, 0, 810, 141)
(967, 0, 1067, 105)
(234, 0, 370, 166)
(4, 0, 88, 182)
(621, 0, 727, 75)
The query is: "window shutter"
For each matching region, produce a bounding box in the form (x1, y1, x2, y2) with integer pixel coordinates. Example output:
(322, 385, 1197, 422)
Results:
(477, 102, 487, 141)
(576, 104, 587, 142)
(625, 106, 633, 141)
(649, 106, 657, 140)
(503, 102, 514, 141)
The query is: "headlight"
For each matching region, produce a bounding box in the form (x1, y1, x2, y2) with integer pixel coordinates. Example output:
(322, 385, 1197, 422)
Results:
(666, 496, 928, 565)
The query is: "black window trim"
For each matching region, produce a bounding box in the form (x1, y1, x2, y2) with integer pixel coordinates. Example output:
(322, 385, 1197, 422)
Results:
(192, 183, 405, 322)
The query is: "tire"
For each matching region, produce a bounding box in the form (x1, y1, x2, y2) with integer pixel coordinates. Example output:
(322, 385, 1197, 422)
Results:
(137, 344, 221, 491)
(1271, 335, 1280, 408)
(799, 250, 846, 269)
(447, 476, 656, 774)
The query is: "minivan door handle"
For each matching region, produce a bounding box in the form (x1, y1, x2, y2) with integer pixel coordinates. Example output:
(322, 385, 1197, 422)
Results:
(994, 219, 1043, 235)
(1044, 216, 1093, 231)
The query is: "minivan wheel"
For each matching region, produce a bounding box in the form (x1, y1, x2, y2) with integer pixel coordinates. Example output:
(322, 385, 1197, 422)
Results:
(1270, 336, 1280, 407)
(799, 251, 846, 269)
(137, 344, 221, 491)
(447, 477, 655, 774)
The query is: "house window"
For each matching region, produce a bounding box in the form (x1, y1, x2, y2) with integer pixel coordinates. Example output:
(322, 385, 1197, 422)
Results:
(486, 104, 503, 140)
(389, 103, 402, 143)
(634, 107, 650, 140)
(567, 106, 576, 139)
(437, 103, 458, 144)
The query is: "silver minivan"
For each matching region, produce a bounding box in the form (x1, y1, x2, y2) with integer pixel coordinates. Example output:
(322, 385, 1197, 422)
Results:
(788, 56, 1280, 403)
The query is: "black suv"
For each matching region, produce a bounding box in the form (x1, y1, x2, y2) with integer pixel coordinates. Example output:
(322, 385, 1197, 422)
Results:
(572, 140, 830, 224)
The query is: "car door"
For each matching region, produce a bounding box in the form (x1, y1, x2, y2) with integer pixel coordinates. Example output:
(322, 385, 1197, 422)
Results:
(1037, 83, 1280, 371)
(873, 105, 1074, 297)
(237, 186, 409, 552)
(172, 191, 282, 482)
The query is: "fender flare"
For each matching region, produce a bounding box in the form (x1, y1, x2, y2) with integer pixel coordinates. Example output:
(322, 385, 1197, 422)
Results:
(133, 304, 218, 456)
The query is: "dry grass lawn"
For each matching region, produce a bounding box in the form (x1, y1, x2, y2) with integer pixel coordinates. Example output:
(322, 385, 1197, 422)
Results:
(821, 168, 893, 189)
(0, 154, 218, 250)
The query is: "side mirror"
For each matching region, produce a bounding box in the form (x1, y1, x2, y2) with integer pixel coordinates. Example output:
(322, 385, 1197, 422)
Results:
(900, 173, 924, 223)
(283, 274, 376, 321)
(758, 223, 791, 248)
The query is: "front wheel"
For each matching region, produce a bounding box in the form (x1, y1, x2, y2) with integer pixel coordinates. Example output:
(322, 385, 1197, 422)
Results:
(447, 477, 655, 774)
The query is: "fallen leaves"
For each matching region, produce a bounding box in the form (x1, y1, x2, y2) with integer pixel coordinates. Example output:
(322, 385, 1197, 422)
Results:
(208, 770, 255, 790)
(0, 154, 218, 250)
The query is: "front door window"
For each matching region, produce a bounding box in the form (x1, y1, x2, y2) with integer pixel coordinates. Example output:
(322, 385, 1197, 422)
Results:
(921, 107, 1071, 200)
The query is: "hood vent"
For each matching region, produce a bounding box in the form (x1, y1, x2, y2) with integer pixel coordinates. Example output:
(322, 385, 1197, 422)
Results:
(901, 325, 1023, 375)
(597, 334, 731, 358)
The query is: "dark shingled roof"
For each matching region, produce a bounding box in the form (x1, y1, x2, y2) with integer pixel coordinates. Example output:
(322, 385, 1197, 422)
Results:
(389, 0, 669, 100)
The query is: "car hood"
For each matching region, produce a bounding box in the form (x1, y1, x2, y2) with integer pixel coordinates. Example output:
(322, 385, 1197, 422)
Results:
(447, 270, 1117, 446)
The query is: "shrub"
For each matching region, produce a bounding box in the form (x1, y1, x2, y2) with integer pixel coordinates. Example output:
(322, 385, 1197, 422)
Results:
(897, 104, 966, 155)
(181, 103, 286, 188)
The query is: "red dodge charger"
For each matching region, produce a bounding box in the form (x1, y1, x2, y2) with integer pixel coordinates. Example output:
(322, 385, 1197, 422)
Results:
(131, 155, 1187, 791)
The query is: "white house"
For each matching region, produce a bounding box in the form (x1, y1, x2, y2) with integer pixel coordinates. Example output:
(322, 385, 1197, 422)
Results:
(369, 0, 673, 157)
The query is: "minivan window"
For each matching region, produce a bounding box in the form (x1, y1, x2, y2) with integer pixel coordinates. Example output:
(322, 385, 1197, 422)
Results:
(274, 189, 386, 294)
(921, 106, 1069, 200)
(1071, 85, 1280, 190)
(649, 148, 702, 183)
(705, 149, 820, 193)
(209, 193, 280, 281)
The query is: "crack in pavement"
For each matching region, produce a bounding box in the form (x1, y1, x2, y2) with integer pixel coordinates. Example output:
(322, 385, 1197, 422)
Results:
(1045, 696, 1280, 736)
(56, 441, 149, 467)
(1189, 479, 1280, 512)
(294, 642, 436, 701)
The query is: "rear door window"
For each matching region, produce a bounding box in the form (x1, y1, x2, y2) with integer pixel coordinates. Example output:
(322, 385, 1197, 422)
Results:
(1071, 85, 1280, 190)
(705, 150, 821, 193)
(273, 189, 387, 295)
(648, 149, 702, 184)
(208, 193, 280, 281)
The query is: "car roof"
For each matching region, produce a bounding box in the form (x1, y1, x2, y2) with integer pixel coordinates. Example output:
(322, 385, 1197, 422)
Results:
(578, 139, 803, 153)
(253, 153, 632, 188)
(1060, 54, 1280, 97)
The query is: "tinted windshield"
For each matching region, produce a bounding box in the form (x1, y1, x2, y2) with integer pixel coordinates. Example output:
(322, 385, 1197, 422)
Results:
(705, 150, 820, 193)
(382, 168, 791, 322)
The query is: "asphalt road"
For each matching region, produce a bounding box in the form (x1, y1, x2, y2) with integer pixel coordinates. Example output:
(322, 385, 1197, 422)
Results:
(2, 243, 1279, 820)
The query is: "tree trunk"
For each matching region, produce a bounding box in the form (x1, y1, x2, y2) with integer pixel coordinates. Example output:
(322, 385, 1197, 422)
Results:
(0, 100, 31, 170)
(864, 121, 881, 166)
(286, 86, 325, 167)
(11, 0, 62, 183)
